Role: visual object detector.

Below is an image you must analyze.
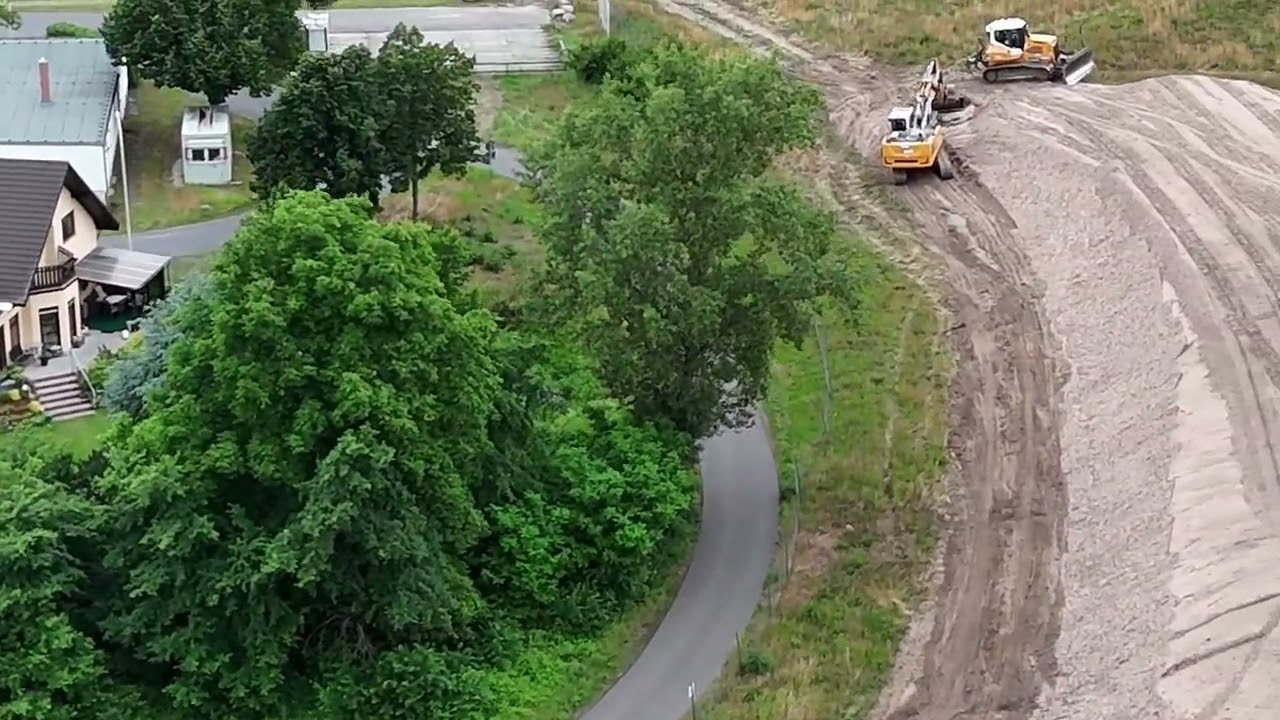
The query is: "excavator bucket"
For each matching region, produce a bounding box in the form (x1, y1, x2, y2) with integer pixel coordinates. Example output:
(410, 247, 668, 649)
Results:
(1060, 47, 1095, 85)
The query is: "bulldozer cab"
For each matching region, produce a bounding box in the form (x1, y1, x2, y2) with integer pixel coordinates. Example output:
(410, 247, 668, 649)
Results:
(986, 17, 1028, 53)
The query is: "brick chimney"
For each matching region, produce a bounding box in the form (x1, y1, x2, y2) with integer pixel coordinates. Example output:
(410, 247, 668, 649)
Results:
(38, 57, 51, 104)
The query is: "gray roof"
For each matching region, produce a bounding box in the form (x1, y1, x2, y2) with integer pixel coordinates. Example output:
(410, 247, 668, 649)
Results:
(0, 39, 118, 145)
(77, 246, 169, 291)
(0, 158, 119, 303)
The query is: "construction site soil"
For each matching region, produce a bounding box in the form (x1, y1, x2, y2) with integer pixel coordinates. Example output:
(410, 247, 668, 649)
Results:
(650, 1, 1280, 718)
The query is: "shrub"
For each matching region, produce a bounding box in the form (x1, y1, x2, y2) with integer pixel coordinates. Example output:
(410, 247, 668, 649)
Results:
(567, 37, 639, 86)
(86, 333, 142, 393)
(46, 22, 101, 38)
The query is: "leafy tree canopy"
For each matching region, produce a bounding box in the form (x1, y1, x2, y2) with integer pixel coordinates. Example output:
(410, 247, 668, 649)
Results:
(96, 191, 502, 714)
(249, 47, 387, 207)
(102, 0, 303, 105)
(84, 190, 695, 719)
(0, 446, 117, 720)
(250, 29, 482, 214)
(377, 23, 481, 218)
(528, 40, 842, 439)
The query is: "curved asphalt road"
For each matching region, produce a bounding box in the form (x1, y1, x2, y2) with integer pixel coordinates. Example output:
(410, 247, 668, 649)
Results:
(18, 10, 783, 717)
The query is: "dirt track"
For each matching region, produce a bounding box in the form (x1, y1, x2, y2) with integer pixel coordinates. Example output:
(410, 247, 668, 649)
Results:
(652, 2, 1280, 719)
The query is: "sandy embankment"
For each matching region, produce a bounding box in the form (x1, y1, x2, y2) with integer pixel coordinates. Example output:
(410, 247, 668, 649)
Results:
(955, 76, 1280, 720)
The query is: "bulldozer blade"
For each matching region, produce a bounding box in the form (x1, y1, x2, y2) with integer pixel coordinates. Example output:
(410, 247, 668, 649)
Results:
(1061, 48, 1095, 85)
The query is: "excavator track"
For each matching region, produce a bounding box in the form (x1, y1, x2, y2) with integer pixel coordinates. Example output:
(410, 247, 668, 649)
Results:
(981, 64, 1053, 83)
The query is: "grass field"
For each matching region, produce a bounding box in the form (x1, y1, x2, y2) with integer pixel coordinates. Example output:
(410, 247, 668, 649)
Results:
(492, 73, 596, 153)
(0, 412, 110, 457)
(752, 0, 1280, 75)
(695, 232, 950, 718)
(120, 82, 255, 232)
(381, 167, 545, 298)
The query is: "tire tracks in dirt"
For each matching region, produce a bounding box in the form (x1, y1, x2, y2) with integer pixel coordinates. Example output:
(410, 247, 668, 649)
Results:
(964, 75, 1280, 720)
(650, 2, 1067, 719)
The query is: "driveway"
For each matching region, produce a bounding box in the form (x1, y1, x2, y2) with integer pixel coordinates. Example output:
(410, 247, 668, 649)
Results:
(4, 7, 560, 72)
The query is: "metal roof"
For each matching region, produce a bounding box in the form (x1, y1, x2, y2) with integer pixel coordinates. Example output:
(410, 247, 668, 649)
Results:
(76, 246, 169, 291)
(0, 39, 118, 145)
(986, 17, 1028, 32)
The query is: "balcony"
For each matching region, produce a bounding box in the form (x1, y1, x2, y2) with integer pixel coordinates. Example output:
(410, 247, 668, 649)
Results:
(30, 258, 77, 294)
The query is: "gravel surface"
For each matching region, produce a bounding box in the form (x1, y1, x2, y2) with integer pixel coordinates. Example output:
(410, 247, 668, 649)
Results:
(962, 115, 1184, 720)
(952, 76, 1280, 720)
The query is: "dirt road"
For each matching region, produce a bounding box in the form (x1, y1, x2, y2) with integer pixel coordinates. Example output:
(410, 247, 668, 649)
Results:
(651, 2, 1280, 719)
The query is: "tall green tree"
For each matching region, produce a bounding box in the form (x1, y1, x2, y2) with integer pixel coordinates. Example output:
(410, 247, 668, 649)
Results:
(0, 448, 114, 720)
(249, 48, 387, 207)
(529, 41, 840, 439)
(377, 23, 481, 220)
(102, 0, 303, 105)
(95, 191, 502, 715)
(0, 3, 20, 30)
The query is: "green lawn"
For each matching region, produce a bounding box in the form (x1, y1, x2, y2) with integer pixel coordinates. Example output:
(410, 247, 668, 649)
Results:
(0, 412, 111, 458)
(115, 82, 256, 233)
(492, 73, 596, 154)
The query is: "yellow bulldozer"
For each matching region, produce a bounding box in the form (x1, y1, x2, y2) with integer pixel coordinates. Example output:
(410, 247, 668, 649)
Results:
(968, 17, 1095, 85)
(880, 59, 970, 185)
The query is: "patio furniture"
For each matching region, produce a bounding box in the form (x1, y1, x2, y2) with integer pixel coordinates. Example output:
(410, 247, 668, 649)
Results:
(92, 284, 129, 315)
(38, 344, 63, 367)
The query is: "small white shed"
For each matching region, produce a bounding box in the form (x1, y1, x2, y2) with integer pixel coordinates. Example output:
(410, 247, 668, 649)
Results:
(302, 12, 331, 54)
(180, 105, 232, 186)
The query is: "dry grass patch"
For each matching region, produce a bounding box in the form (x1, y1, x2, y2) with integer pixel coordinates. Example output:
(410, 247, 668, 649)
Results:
(381, 167, 544, 298)
(121, 82, 255, 232)
(698, 234, 950, 720)
(745, 0, 1280, 74)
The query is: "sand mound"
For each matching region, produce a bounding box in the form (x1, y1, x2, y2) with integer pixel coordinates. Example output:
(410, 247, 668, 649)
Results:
(949, 74, 1280, 720)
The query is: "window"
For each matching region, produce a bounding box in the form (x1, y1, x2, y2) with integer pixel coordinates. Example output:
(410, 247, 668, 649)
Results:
(188, 146, 226, 163)
(66, 299, 78, 340)
(60, 211, 75, 241)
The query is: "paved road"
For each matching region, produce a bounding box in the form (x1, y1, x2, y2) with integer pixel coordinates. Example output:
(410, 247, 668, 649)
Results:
(4, 7, 560, 72)
(583, 421, 778, 720)
(110, 144, 527, 257)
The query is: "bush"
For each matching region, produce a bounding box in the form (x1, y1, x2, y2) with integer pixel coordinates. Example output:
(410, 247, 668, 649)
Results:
(567, 37, 639, 86)
(46, 22, 101, 38)
(86, 333, 142, 394)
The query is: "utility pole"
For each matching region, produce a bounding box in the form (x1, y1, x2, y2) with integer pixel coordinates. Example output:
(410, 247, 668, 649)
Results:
(114, 70, 134, 251)
(116, 109, 134, 250)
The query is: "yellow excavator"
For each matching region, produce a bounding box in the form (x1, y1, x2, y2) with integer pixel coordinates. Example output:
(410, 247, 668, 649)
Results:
(968, 17, 1095, 85)
(880, 59, 970, 185)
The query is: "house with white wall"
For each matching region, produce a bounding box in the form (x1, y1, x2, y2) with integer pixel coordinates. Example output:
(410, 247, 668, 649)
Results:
(0, 38, 128, 203)
(0, 158, 170, 366)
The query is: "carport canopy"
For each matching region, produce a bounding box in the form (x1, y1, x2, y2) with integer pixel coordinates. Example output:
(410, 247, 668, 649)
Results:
(76, 247, 171, 291)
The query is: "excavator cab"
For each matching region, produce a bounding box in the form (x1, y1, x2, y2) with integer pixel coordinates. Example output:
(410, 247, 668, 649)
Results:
(970, 17, 1095, 85)
(880, 59, 968, 185)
